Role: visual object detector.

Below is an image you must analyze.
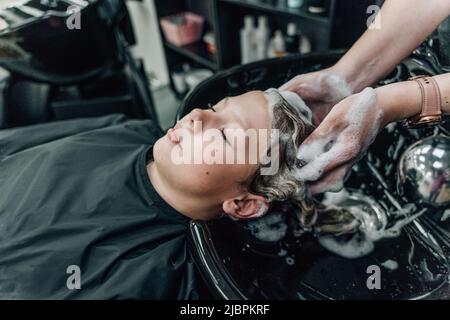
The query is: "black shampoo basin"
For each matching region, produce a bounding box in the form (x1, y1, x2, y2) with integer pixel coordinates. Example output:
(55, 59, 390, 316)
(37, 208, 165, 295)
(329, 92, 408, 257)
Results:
(180, 53, 450, 300)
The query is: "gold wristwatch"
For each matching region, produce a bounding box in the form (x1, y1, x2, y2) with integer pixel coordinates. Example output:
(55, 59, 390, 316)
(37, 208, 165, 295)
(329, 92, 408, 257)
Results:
(405, 75, 443, 128)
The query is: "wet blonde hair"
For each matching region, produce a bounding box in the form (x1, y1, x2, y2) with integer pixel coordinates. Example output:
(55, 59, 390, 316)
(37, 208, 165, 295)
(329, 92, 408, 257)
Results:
(248, 90, 317, 227)
(248, 90, 359, 234)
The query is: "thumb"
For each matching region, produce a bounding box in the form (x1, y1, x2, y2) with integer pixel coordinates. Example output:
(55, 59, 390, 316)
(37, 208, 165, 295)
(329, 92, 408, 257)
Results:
(279, 76, 301, 91)
(282, 82, 320, 101)
(296, 125, 333, 162)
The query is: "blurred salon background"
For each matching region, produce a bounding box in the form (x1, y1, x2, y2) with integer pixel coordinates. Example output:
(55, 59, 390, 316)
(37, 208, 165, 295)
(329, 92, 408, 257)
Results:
(0, 0, 388, 132)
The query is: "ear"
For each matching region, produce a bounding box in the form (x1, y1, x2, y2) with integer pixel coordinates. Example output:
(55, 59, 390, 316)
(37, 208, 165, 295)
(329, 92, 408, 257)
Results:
(222, 193, 270, 220)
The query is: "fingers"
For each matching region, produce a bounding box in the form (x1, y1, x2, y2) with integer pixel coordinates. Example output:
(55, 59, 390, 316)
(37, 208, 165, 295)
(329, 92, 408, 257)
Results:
(279, 81, 309, 98)
(293, 83, 322, 101)
(320, 133, 360, 173)
(296, 131, 331, 162)
(279, 76, 321, 101)
(311, 102, 334, 126)
(308, 162, 354, 195)
(279, 71, 353, 106)
(295, 121, 337, 181)
(296, 132, 358, 183)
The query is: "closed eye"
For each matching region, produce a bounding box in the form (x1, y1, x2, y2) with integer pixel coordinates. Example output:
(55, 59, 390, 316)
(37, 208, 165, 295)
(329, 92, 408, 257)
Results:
(220, 129, 228, 143)
(208, 103, 216, 112)
(207, 104, 229, 144)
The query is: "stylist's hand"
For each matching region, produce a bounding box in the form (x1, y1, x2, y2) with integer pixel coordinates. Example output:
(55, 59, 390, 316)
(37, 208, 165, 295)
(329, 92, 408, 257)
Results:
(279, 68, 353, 125)
(295, 88, 385, 195)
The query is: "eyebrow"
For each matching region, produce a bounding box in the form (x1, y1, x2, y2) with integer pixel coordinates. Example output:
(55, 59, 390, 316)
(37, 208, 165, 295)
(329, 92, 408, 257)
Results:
(218, 97, 244, 139)
(216, 97, 231, 145)
(220, 96, 246, 131)
(223, 97, 230, 109)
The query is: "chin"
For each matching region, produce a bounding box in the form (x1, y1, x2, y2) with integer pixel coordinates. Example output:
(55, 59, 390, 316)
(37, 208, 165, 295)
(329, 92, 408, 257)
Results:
(153, 135, 180, 166)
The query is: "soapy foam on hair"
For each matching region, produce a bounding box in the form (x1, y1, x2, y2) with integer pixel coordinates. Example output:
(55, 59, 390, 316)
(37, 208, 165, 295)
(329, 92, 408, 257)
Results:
(279, 91, 313, 124)
(318, 233, 375, 259)
(256, 200, 270, 218)
(249, 86, 423, 259)
(265, 88, 313, 125)
(317, 190, 425, 259)
(263, 88, 312, 157)
(322, 189, 351, 206)
(249, 87, 317, 229)
(245, 212, 288, 242)
(243, 189, 423, 259)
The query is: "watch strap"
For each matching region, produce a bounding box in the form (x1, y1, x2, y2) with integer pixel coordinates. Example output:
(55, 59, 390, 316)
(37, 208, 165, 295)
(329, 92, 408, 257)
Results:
(405, 75, 443, 128)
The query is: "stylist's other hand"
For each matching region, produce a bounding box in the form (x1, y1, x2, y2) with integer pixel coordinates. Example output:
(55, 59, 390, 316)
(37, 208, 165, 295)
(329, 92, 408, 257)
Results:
(279, 68, 353, 125)
(295, 88, 385, 195)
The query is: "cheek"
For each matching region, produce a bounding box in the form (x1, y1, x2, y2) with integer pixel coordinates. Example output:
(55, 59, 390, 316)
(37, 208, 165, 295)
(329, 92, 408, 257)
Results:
(155, 135, 255, 195)
(189, 164, 231, 189)
(202, 164, 254, 193)
(152, 138, 164, 162)
(182, 164, 241, 195)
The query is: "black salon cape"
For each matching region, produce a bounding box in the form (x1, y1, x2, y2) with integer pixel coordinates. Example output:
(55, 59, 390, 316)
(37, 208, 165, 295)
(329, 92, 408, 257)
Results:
(0, 114, 199, 299)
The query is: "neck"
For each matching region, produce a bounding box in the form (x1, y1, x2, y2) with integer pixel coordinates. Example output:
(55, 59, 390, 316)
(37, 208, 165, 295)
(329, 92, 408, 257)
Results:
(147, 162, 221, 220)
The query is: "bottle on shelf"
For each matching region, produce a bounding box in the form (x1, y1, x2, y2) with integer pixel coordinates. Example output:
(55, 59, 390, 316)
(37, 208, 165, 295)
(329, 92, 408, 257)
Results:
(285, 23, 313, 55)
(307, 0, 327, 14)
(255, 16, 270, 61)
(285, 23, 300, 54)
(268, 30, 286, 58)
(203, 31, 216, 55)
(300, 35, 312, 54)
(287, 0, 304, 9)
(240, 15, 256, 64)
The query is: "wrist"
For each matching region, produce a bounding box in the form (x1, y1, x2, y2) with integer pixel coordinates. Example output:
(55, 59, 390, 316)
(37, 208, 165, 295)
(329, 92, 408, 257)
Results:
(331, 61, 371, 94)
(374, 80, 423, 127)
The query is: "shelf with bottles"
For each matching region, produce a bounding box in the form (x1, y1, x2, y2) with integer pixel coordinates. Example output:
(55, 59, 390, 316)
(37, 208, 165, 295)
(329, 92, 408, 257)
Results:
(219, 0, 332, 24)
(217, 3, 329, 68)
(168, 61, 215, 100)
(240, 17, 315, 66)
(164, 40, 219, 71)
(154, 0, 222, 98)
(155, 0, 374, 97)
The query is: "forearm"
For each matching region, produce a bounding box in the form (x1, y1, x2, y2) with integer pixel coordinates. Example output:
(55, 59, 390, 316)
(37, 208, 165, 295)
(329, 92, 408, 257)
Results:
(333, 0, 450, 93)
(375, 72, 450, 127)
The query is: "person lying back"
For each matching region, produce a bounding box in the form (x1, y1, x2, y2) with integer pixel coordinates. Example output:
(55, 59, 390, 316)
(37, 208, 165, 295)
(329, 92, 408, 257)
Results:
(0, 89, 343, 299)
